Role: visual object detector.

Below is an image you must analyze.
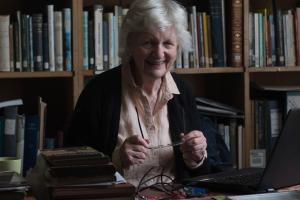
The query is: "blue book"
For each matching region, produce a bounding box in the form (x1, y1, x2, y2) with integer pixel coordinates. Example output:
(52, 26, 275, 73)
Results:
(209, 0, 226, 67)
(3, 106, 18, 157)
(103, 20, 109, 70)
(63, 8, 72, 71)
(23, 115, 40, 176)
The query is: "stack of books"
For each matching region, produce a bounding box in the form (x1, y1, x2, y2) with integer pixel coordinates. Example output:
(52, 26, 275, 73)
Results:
(27, 146, 135, 200)
(0, 171, 30, 200)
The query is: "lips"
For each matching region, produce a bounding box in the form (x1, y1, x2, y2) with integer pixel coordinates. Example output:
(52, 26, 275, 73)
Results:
(146, 60, 165, 65)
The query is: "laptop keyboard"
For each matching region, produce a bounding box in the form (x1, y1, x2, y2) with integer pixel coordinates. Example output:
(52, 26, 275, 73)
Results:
(210, 169, 263, 186)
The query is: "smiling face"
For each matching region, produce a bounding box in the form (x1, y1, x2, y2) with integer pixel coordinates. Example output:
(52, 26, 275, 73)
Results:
(128, 27, 178, 85)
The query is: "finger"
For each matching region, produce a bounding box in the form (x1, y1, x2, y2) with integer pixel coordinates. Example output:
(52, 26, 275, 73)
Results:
(183, 130, 205, 141)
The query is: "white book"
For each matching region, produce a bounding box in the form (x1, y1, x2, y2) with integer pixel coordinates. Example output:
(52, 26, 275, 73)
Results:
(54, 11, 63, 71)
(0, 99, 23, 108)
(94, 5, 104, 71)
(48, 5, 55, 71)
(83, 11, 89, 69)
(0, 15, 10, 71)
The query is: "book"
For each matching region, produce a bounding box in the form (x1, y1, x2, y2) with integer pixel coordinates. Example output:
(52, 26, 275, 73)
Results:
(51, 183, 135, 200)
(195, 97, 243, 116)
(47, 4, 55, 71)
(38, 97, 47, 150)
(63, 8, 72, 71)
(2, 100, 23, 157)
(32, 14, 44, 71)
(54, 11, 63, 71)
(23, 115, 40, 175)
(0, 15, 10, 71)
(83, 11, 89, 70)
(40, 146, 110, 167)
(231, 0, 243, 67)
(94, 4, 104, 72)
(16, 114, 25, 174)
(209, 0, 226, 67)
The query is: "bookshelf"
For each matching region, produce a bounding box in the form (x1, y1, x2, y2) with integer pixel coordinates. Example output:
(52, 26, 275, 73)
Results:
(2, 0, 300, 170)
(0, 0, 79, 142)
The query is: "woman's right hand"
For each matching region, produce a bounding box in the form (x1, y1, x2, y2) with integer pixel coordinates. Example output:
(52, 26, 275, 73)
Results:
(119, 135, 149, 169)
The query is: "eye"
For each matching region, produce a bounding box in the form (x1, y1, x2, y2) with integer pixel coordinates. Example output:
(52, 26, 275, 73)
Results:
(164, 41, 175, 49)
(142, 40, 153, 49)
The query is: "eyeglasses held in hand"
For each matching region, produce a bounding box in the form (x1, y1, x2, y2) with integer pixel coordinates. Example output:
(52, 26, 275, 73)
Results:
(135, 107, 185, 150)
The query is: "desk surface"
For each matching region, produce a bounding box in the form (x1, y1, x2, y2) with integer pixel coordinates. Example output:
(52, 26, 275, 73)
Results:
(139, 185, 300, 200)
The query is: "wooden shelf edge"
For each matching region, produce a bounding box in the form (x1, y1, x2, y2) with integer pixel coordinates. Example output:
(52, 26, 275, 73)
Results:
(246, 66, 300, 73)
(174, 67, 244, 74)
(0, 71, 74, 79)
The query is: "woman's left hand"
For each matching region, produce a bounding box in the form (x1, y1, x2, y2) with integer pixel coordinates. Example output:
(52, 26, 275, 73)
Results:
(180, 130, 207, 164)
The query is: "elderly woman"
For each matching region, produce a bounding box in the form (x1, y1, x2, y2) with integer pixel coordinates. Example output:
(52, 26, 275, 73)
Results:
(67, 0, 210, 186)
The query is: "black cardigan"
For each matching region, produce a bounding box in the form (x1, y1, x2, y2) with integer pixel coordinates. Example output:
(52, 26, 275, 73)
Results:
(66, 66, 210, 181)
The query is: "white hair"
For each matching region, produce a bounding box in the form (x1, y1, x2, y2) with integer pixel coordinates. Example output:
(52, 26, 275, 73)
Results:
(119, 0, 192, 63)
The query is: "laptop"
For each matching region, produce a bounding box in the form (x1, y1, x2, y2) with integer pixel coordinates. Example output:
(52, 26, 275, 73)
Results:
(183, 108, 300, 194)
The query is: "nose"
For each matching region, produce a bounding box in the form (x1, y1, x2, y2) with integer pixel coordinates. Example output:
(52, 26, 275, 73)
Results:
(152, 44, 165, 59)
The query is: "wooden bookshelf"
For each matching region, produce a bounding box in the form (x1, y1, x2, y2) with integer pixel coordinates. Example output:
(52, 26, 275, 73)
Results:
(3, 0, 300, 169)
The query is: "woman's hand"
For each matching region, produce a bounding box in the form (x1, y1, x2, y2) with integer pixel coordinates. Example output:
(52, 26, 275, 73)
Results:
(180, 130, 207, 165)
(120, 135, 149, 169)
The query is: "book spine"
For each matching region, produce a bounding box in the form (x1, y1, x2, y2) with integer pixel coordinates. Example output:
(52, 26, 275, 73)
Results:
(83, 11, 89, 70)
(209, 0, 226, 67)
(0, 15, 11, 71)
(88, 20, 95, 69)
(28, 16, 34, 71)
(32, 14, 44, 71)
(43, 22, 49, 70)
(15, 11, 22, 71)
(94, 4, 104, 71)
(48, 5, 55, 71)
(231, 0, 243, 67)
(9, 24, 15, 71)
(23, 115, 40, 175)
(16, 114, 25, 174)
(21, 15, 29, 71)
(63, 8, 72, 72)
(108, 12, 114, 69)
(103, 20, 109, 70)
(54, 11, 63, 71)
(3, 106, 18, 157)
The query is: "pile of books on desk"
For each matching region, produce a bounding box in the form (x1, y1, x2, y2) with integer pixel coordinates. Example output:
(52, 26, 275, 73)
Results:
(27, 146, 135, 200)
(0, 171, 30, 200)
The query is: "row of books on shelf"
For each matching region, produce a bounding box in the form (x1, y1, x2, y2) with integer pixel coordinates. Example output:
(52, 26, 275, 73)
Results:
(175, 0, 243, 69)
(84, 0, 242, 73)
(250, 87, 300, 168)
(249, 7, 300, 68)
(0, 5, 72, 72)
(195, 97, 244, 169)
(0, 98, 64, 177)
(82, 5, 128, 72)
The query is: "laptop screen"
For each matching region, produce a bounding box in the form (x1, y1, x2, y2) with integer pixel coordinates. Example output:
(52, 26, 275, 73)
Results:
(259, 108, 300, 189)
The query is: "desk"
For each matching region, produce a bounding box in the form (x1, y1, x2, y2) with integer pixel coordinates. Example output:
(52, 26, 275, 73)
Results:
(139, 185, 300, 200)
